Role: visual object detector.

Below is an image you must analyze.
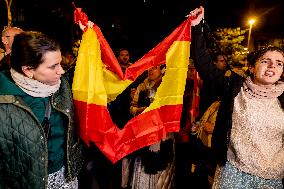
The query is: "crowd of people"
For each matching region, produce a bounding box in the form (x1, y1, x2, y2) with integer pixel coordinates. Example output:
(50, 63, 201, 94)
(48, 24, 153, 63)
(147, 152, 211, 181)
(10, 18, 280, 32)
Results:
(0, 5, 283, 189)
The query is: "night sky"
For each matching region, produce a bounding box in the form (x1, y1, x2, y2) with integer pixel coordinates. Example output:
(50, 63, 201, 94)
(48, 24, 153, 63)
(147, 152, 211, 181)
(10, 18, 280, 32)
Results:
(1, 0, 283, 59)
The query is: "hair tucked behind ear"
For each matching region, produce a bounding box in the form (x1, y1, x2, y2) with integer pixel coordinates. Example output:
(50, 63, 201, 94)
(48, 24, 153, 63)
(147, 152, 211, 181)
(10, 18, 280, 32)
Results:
(10, 31, 60, 74)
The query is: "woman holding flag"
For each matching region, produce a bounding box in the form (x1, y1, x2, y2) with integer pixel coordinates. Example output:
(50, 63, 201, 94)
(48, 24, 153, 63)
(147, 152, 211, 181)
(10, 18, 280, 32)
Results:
(190, 6, 284, 189)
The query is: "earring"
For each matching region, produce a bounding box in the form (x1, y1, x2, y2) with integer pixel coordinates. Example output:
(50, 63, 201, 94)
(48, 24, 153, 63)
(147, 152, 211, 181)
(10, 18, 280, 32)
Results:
(28, 75, 33, 79)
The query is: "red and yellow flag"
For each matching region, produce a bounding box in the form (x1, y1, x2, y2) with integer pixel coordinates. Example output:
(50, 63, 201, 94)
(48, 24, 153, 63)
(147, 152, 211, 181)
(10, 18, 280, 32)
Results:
(72, 11, 192, 163)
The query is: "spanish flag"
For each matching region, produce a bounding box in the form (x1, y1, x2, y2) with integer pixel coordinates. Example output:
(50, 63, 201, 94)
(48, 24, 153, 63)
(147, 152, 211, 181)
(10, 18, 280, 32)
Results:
(72, 10, 192, 163)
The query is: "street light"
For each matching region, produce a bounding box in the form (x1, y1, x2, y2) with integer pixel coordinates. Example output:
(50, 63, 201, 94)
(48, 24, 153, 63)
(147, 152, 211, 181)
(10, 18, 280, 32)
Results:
(247, 19, 256, 51)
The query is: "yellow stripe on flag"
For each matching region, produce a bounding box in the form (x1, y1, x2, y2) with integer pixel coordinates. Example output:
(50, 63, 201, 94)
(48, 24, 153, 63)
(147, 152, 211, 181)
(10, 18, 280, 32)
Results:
(145, 41, 190, 113)
(72, 14, 193, 163)
(72, 29, 132, 105)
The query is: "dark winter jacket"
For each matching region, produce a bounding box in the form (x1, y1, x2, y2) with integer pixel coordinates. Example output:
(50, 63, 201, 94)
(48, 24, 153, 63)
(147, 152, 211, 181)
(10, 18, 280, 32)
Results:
(0, 71, 83, 189)
(190, 24, 284, 166)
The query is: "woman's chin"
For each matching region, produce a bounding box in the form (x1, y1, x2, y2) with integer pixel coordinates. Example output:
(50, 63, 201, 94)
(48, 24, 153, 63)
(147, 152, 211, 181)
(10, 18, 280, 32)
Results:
(46, 80, 60, 86)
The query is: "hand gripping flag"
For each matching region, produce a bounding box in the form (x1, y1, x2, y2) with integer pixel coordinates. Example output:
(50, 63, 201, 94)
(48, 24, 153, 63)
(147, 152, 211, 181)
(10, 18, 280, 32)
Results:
(72, 8, 193, 163)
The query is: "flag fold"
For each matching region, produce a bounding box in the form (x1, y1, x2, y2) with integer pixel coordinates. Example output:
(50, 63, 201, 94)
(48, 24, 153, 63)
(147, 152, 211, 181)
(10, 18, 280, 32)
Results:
(72, 9, 193, 163)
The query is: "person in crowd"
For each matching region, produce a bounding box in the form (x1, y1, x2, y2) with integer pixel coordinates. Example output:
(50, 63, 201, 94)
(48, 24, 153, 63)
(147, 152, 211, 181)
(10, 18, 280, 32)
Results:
(0, 31, 83, 189)
(130, 65, 163, 116)
(198, 52, 228, 117)
(108, 47, 136, 129)
(61, 50, 78, 86)
(213, 54, 228, 71)
(61, 51, 76, 71)
(0, 26, 23, 70)
(190, 52, 229, 188)
(117, 48, 133, 73)
(190, 6, 284, 189)
(125, 65, 175, 189)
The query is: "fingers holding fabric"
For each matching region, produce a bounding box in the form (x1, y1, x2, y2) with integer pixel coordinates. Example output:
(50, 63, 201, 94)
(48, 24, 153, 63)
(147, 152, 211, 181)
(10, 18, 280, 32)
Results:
(187, 6, 204, 26)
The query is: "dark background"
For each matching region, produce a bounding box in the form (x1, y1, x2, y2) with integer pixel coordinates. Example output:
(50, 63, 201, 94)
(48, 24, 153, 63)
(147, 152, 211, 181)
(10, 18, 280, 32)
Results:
(1, 0, 283, 60)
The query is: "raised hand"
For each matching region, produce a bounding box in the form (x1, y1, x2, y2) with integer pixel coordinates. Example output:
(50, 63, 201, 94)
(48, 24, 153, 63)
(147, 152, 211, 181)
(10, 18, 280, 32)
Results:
(187, 6, 204, 26)
(78, 20, 94, 31)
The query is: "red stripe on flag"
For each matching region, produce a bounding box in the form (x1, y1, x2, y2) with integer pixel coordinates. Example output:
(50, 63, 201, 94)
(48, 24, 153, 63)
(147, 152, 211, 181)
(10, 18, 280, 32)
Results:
(74, 99, 182, 163)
